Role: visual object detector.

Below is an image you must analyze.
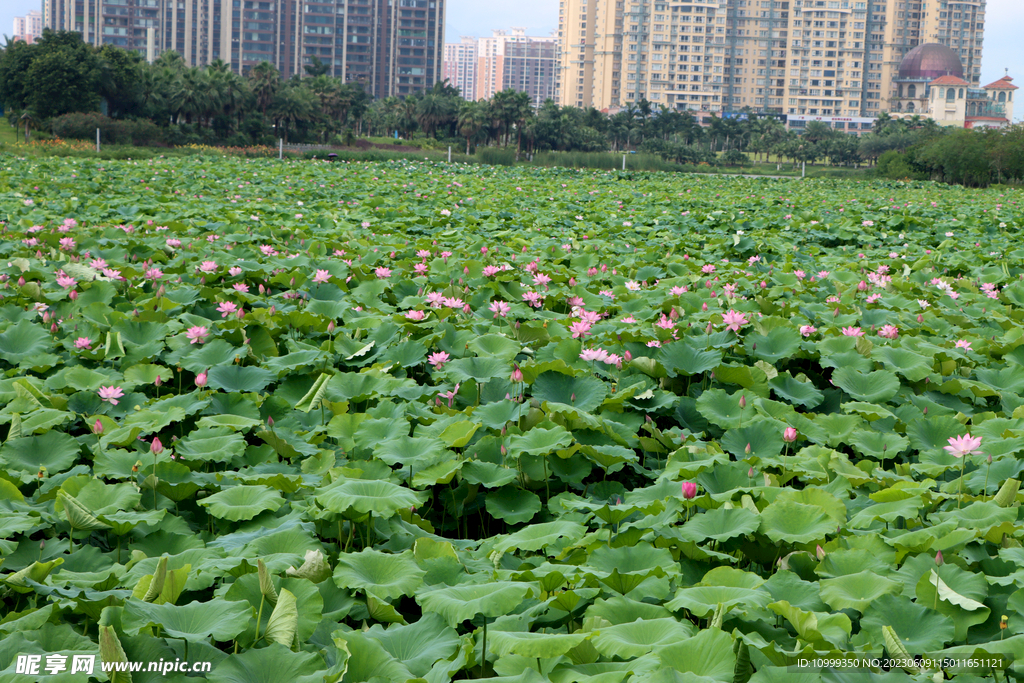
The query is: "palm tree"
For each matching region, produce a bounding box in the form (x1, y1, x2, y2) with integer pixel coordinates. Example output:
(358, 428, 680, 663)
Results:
(268, 84, 317, 142)
(416, 92, 452, 138)
(248, 61, 280, 117)
(169, 67, 211, 124)
(457, 100, 487, 154)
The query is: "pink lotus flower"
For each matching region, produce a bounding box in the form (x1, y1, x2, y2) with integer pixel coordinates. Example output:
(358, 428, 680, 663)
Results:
(701, 264, 716, 274)
(151, 437, 164, 455)
(655, 315, 674, 330)
(670, 286, 688, 295)
(185, 326, 210, 344)
(489, 300, 511, 318)
(944, 433, 982, 459)
(783, 427, 798, 443)
(442, 297, 464, 309)
(56, 273, 77, 289)
(312, 269, 331, 284)
(533, 273, 552, 287)
(166, 238, 181, 248)
(799, 325, 817, 337)
(195, 370, 208, 388)
(144, 268, 163, 281)
(841, 327, 864, 337)
(877, 325, 899, 339)
(955, 340, 972, 350)
(580, 348, 610, 362)
(482, 265, 501, 277)
(375, 267, 392, 278)
(199, 261, 218, 273)
(93, 419, 104, 435)
(406, 310, 426, 321)
(414, 263, 428, 275)
(98, 386, 124, 405)
(417, 249, 431, 259)
(793, 270, 806, 280)
(570, 321, 592, 338)
(216, 302, 238, 318)
(681, 481, 697, 499)
(722, 310, 748, 333)
(510, 365, 523, 383)
(522, 291, 544, 308)
(74, 337, 92, 349)
(229, 266, 243, 276)
(233, 283, 249, 293)
(59, 237, 76, 251)
(428, 351, 450, 369)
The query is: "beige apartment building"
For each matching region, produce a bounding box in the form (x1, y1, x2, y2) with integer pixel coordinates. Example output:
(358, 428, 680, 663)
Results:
(556, 0, 985, 119)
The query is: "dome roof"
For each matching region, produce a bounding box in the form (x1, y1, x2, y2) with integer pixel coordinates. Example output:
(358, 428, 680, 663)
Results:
(898, 43, 964, 81)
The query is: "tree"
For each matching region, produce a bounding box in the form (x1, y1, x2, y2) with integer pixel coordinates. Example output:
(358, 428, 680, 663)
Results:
(303, 56, 330, 77)
(21, 30, 102, 119)
(248, 61, 280, 116)
(457, 100, 487, 154)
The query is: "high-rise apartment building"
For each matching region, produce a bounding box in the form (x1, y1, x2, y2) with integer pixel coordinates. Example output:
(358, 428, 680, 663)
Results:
(42, 0, 444, 97)
(13, 10, 44, 44)
(475, 29, 557, 105)
(556, 0, 985, 119)
(444, 36, 478, 99)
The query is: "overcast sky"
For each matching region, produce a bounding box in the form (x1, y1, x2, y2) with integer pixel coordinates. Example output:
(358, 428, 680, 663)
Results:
(2, 0, 1020, 103)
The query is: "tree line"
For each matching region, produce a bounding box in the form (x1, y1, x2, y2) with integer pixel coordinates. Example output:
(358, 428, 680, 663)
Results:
(1, 30, 1023, 185)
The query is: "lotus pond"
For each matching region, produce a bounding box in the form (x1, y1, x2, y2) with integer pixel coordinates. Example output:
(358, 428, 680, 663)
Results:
(2, 156, 1024, 682)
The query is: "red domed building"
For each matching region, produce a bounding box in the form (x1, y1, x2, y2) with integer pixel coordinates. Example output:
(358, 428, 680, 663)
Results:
(890, 43, 1015, 129)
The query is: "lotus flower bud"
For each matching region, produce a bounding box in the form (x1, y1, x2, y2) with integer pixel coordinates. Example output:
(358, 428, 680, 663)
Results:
(151, 437, 164, 455)
(18, 276, 25, 286)
(739, 395, 746, 408)
(267, 416, 274, 427)
(681, 481, 697, 499)
(510, 365, 523, 383)
(816, 545, 826, 560)
(195, 371, 208, 388)
(154, 375, 162, 387)
(917, 314, 923, 323)
(935, 550, 944, 566)
(93, 419, 104, 434)
(327, 321, 335, 333)
(857, 280, 868, 291)
(69, 290, 78, 300)
(624, 350, 632, 362)
(783, 427, 798, 443)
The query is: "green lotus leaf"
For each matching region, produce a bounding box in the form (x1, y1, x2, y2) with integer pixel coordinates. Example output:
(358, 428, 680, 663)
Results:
(417, 581, 534, 626)
(721, 419, 785, 459)
(332, 629, 414, 683)
(488, 629, 590, 659)
(679, 507, 760, 543)
(445, 356, 508, 383)
(174, 427, 247, 462)
(818, 570, 902, 613)
(848, 428, 909, 459)
(0, 320, 52, 364)
(931, 500, 1017, 531)
(363, 613, 460, 678)
(658, 342, 723, 377)
(871, 346, 933, 381)
(767, 600, 851, 649)
(859, 594, 955, 652)
(744, 326, 801, 363)
(831, 368, 900, 403)
(198, 485, 284, 521)
(656, 627, 736, 680)
(468, 333, 521, 361)
(695, 389, 758, 429)
(485, 486, 541, 524)
(915, 567, 990, 641)
(532, 371, 608, 413)
(491, 520, 588, 555)
(508, 425, 574, 456)
(473, 400, 529, 430)
(591, 617, 695, 659)
(122, 598, 252, 642)
(461, 460, 518, 488)
(768, 373, 824, 408)
(316, 479, 426, 517)
(666, 585, 772, 618)
(333, 549, 426, 601)
(758, 500, 836, 544)
(0, 430, 81, 474)
(181, 340, 241, 373)
(207, 365, 276, 393)
(208, 643, 326, 683)
(262, 588, 298, 648)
